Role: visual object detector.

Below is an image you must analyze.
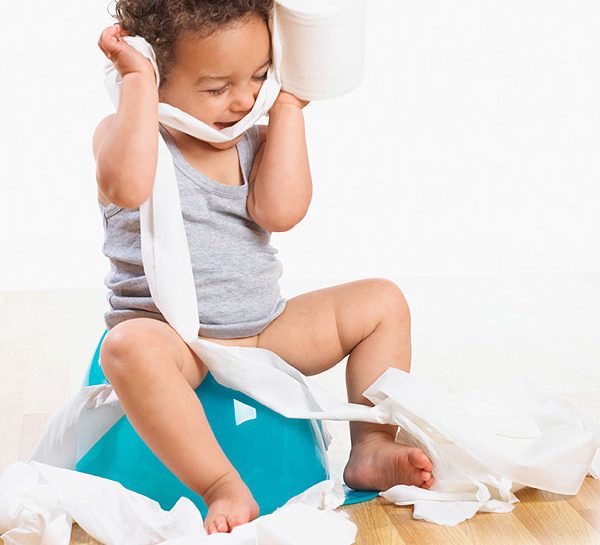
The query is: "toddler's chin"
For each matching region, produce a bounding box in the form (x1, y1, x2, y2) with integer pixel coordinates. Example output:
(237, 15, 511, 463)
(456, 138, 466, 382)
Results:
(209, 134, 244, 150)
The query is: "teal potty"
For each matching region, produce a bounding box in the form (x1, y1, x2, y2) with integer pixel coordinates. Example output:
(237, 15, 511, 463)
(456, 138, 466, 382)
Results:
(77, 330, 378, 516)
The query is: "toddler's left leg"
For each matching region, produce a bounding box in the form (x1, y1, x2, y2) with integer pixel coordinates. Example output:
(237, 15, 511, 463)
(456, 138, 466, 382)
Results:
(257, 278, 434, 491)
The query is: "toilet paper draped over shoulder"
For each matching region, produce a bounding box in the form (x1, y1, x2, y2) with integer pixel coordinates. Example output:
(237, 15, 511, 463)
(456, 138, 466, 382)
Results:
(104, 0, 366, 143)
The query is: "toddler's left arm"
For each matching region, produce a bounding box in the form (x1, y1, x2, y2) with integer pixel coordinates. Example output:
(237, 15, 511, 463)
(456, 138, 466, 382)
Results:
(246, 92, 312, 232)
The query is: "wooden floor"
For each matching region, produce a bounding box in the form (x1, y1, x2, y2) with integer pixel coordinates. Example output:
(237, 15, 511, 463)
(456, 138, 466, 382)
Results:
(15, 476, 593, 545)
(0, 478, 598, 545)
(1, 274, 599, 544)
(342, 479, 600, 545)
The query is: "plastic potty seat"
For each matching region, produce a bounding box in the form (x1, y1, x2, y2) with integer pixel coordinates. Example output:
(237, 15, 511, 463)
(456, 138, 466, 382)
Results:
(77, 330, 378, 516)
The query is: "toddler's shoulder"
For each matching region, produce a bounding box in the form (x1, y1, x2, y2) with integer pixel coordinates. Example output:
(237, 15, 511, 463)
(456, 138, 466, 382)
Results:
(93, 114, 116, 160)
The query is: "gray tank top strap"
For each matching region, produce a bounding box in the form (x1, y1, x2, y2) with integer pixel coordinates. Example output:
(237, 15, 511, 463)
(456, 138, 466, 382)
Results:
(158, 124, 261, 198)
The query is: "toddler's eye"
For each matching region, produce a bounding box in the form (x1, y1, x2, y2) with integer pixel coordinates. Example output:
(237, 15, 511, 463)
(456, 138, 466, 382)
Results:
(205, 71, 267, 95)
(253, 71, 268, 82)
(207, 86, 228, 96)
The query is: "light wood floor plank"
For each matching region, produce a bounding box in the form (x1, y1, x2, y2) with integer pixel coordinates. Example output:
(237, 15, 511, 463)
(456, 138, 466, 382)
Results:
(571, 476, 600, 509)
(579, 510, 600, 535)
(460, 512, 538, 545)
(514, 485, 600, 545)
(342, 498, 408, 545)
(70, 525, 102, 545)
(380, 500, 473, 545)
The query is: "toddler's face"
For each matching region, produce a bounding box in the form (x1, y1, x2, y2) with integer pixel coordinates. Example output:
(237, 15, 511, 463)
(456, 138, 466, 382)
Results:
(159, 13, 271, 150)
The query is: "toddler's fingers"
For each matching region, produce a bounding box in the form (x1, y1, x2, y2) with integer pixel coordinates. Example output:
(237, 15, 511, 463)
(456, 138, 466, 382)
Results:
(98, 24, 130, 58)
(98, 26, 117, 57)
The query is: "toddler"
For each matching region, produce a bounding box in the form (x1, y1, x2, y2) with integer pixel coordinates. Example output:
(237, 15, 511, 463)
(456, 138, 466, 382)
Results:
(95, 0, 434, 535)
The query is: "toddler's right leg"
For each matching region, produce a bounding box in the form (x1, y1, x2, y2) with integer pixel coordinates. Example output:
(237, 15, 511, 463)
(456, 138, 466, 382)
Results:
(100, 318, 259, 534)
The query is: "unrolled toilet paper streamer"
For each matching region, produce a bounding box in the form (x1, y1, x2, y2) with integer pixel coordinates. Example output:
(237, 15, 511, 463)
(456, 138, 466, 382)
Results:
(2, 1, 600, 542)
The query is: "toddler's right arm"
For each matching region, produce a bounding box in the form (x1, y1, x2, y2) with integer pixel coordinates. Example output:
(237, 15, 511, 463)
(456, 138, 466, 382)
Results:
(94, 24, 159, 209)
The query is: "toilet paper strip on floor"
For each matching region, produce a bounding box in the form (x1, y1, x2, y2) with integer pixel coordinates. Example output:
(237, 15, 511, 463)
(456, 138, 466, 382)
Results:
(2, 0, 599, 543)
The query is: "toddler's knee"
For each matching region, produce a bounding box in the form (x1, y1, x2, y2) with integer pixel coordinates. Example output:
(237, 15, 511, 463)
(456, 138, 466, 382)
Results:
(99, 320, 154, 382)
(368, 278, 410, 321)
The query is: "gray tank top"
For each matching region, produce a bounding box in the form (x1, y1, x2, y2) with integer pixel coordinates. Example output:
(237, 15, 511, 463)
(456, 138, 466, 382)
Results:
(98, 125, 286, 339)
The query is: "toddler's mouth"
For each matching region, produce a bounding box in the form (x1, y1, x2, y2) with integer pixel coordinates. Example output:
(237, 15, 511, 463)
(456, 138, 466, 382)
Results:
(214, 121, 238, 130)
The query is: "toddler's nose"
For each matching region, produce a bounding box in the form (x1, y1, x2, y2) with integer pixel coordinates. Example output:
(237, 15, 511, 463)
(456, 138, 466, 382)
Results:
(230, 85, 258, 115)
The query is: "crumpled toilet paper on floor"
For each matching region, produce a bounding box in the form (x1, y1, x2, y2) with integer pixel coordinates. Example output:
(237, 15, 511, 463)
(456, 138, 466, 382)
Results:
(0, 462, 355, 545)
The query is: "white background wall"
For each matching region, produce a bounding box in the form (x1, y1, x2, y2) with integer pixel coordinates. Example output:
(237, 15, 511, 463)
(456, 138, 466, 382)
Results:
(1, 0, 599, 291)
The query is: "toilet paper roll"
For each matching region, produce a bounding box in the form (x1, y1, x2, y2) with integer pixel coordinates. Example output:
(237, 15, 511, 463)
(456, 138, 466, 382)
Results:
(104, 1, 366, 145)
(275, 0, 367, 100)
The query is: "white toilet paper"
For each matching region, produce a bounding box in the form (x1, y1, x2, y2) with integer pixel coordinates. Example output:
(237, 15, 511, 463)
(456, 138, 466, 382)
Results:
(103, 34, 281, 144)
(275, 0, 367, 100)
(104, 0, 366, 144)
(0, 462, 355, 545)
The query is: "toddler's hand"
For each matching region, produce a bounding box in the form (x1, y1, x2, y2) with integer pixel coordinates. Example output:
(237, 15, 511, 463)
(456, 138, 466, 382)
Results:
(273, 91, 310, 110)
(98, 24, 156, 82)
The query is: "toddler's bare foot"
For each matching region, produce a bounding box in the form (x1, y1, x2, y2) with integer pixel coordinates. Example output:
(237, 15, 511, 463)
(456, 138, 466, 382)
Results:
(202, 471, 259, 534)
(343, 431, 435, 492)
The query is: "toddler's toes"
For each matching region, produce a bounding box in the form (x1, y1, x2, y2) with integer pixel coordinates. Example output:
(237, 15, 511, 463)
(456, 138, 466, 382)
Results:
(217, 515, 229, 533)
(409, 448, 433, 473)
(421, 475, 436, 490)
(206, 514, 229, 534)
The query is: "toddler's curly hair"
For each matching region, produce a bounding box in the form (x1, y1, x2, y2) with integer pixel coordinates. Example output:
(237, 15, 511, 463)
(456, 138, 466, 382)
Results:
(112, 0, 274, 84)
